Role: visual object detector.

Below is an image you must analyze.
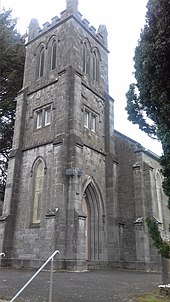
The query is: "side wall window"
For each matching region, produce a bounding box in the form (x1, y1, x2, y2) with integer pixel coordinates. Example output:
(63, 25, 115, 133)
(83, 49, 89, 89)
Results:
(155, 171, 163, 225)
(32, 159, 45, 224)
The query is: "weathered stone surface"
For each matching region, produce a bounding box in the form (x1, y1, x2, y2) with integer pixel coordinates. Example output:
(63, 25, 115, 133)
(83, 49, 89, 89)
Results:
(0, 0, 169, 272)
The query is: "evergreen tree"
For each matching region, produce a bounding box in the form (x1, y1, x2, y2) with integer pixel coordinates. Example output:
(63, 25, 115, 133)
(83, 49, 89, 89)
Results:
(0, 9, 25, 204)
(126, 0, 170, 208)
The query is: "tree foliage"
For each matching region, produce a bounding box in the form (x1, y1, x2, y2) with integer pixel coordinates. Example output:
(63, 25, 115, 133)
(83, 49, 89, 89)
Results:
(0, 9, 25, 203)
(126, 0, 170, 208)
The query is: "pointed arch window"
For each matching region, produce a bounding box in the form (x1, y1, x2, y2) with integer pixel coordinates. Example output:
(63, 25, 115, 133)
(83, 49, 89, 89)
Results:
(83, 42, 90, 75)
(37, 46, 45, 78)
(51, 40, 57, 71)
(92, 51, 99, 82)
(32, 159, 44, 224)
(83, 42, 87, 73)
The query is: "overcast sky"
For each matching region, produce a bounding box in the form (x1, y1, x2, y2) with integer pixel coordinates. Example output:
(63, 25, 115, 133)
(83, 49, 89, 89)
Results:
(1, 0, 163, 155)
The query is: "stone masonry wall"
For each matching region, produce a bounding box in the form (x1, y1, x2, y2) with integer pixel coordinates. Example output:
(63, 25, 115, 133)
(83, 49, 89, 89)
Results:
(12, 143, 68, 262)
(1, 0, 115, 269)
(24, 16, 108, 95)
(115, 132, 138, 263)
(22, 72, 69, 150)
(115, 131, 170, 270)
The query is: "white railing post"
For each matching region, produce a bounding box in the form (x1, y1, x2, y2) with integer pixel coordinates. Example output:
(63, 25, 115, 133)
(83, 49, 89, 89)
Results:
(49, 256, 54, 302)
(10, 250, 60, 302)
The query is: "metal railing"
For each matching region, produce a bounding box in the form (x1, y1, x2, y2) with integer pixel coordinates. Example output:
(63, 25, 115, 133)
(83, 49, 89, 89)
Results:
(10, 250, 60, 302)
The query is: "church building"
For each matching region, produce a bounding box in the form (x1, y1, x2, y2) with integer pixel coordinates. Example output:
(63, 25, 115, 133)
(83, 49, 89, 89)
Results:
(0, 0, 169, 271)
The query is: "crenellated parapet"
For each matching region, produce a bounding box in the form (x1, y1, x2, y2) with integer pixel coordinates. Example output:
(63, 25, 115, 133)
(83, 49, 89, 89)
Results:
(27, 0, 108, 48)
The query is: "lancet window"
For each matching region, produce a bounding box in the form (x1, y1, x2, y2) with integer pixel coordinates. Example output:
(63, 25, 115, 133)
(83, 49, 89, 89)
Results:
(37, 46, 45, 78)
(83, 41, 90, 75)
(32, 159, 45, 224)
(92, 50, 99, 82)
(51, 40, 57, 71)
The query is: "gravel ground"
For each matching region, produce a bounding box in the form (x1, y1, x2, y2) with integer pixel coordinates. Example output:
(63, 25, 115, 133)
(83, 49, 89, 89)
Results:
(0, 267, 162, 302)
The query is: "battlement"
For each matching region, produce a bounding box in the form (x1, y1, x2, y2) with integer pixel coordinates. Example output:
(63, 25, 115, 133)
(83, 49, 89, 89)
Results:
(28, 1, 107, 48)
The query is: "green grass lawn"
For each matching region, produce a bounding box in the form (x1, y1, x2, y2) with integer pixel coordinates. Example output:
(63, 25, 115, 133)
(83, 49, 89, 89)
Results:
(134, 290, 170, 302)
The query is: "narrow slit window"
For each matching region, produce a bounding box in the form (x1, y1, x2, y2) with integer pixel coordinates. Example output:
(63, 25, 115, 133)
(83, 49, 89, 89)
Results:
(38, 47, 45, 77)
(83, 42, 90, 75)
(51, 41, 57, 71)
(93, 52, 97, 81)
(83, 43, 87, 73)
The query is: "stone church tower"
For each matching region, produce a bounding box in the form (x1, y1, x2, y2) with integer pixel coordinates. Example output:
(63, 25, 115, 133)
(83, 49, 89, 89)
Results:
(0, 0, 169, 271)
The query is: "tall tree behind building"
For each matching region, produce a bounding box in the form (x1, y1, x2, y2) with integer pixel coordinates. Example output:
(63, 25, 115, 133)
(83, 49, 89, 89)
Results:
(0, 9, 25, 207)
(126, 0, 170, 208)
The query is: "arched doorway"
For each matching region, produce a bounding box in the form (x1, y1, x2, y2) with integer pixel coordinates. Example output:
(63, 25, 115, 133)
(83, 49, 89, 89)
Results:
(81, 179, 105, 262)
